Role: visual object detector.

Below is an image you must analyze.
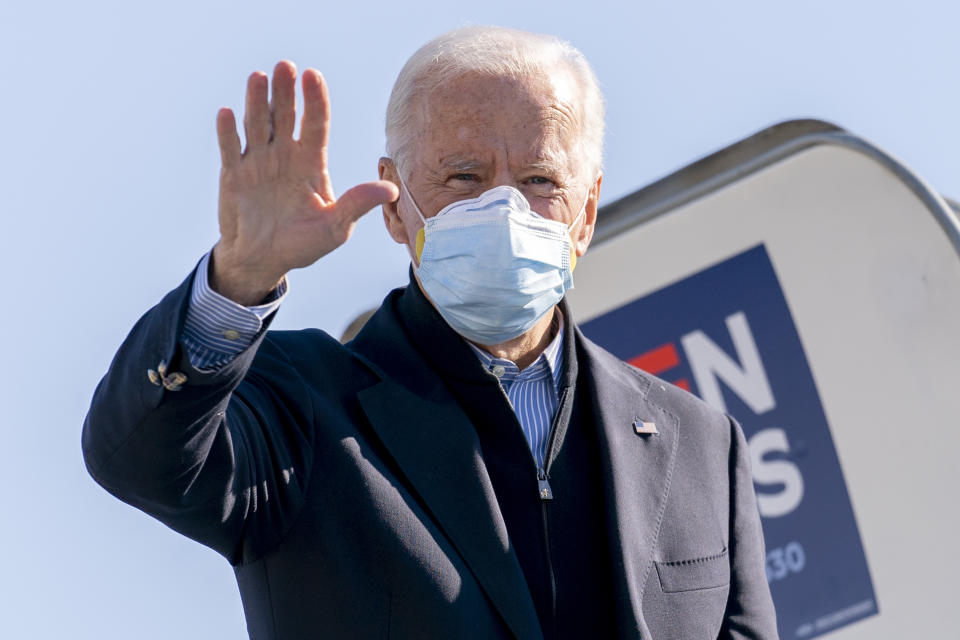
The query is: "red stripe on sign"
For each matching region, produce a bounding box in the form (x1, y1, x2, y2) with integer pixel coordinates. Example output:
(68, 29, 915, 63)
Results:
(628, 343, 681, 375)
(674, 378, 691, 392)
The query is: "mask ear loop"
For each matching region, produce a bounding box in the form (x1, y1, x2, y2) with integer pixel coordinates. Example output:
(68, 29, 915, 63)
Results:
(397, 177, 428, 264)
(567, 189, 591, 272)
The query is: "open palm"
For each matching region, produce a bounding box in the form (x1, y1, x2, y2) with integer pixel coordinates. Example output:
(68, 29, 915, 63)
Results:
(212, 61, 398, 305)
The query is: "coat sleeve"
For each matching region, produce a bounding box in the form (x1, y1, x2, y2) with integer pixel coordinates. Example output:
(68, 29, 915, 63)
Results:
(721, 415, 780, 639)
(81, 268, 316, 566)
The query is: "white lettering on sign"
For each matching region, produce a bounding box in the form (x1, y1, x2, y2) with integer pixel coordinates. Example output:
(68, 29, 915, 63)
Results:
(680, 311, 803, 518)
(680, 311, 776, 415)
(749, 428, 805, 517)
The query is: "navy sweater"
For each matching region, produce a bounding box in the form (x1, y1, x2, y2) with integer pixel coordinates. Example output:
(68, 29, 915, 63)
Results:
(396, 284, 617, 638)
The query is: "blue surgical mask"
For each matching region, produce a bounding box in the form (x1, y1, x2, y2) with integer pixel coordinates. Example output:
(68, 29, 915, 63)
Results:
(400, 182, 587, 345)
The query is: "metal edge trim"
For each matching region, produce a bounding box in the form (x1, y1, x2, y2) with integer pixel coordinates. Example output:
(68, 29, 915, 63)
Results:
(945, 197, 960, 218)
(594, 119, 960, 256)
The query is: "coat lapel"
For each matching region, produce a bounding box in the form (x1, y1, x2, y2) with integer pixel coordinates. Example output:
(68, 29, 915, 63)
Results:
(350, 286, 543, 640)
(576, 328, 680, 639)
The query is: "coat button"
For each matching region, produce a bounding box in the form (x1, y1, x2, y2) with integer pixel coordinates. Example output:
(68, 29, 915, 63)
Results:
(162, 371, 188, 392)
(150, 359, 187, 391)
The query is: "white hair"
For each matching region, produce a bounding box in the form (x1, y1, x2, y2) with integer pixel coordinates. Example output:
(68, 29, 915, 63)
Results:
(385, 26, 605, 181)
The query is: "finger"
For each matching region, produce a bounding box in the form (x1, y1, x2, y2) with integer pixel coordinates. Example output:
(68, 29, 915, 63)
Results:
(216, 108, 242, 168)
(270, 61, 297, 141)
(243, 71, 270, 150)
(335, 181, 401, 224)
(300, 69, 330, 161)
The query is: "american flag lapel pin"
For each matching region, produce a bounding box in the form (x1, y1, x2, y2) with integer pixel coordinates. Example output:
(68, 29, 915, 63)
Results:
(633, 419, 658, 435)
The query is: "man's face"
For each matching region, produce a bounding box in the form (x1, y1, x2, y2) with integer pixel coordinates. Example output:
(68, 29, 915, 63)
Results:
(381, 69, 601, 262)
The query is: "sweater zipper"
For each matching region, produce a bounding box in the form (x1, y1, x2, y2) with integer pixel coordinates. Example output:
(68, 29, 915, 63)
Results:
(537, 386, 568, 631)
(537, 467, 554, 500)
(492, 366, 565, 630)
(539, 471, 558, 628)
(537, 387, 567, 502)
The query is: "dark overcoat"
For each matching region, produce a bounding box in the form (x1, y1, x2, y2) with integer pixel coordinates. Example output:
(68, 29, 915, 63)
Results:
(83, 269, 778, 639)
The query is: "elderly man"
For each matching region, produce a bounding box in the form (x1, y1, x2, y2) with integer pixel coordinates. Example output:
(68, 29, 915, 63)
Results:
(83, 26, 777, 640)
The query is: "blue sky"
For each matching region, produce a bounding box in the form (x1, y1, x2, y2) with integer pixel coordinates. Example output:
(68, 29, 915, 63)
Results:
(1, 0, 957, 637)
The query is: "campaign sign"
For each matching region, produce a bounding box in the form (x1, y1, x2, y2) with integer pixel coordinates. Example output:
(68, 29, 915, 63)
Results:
(580, 244, 877, 639)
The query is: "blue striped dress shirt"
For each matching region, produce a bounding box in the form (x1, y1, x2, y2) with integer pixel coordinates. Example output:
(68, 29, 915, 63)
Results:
(181, 252, 288, 371)
(180, 252, 564, 467)
(466, 321, 564, 470)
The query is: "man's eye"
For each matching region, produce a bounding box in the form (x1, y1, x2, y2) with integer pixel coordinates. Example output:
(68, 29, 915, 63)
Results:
(451, 173, 477, 182)
(526, 176, 554, 186)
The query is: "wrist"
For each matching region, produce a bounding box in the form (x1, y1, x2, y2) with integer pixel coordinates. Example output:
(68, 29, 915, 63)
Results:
(210, 244, 285, 306)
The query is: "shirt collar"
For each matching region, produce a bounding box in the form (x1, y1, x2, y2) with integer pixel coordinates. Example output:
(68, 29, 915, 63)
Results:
(467, 310, 565, 391)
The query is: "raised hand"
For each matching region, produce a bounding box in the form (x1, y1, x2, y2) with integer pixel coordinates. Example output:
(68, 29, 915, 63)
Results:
(211, 61, 399, 305)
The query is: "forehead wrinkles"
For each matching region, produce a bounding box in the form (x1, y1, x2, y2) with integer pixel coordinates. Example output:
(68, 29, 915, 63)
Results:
(532, 102, 579, 152)
(411, 71, 585, 173)
(538, 72, 586, 172)
(511, 123, 568, 171)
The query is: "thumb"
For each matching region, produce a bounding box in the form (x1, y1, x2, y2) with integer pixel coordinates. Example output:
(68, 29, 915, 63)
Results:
(336, 180, 400, 224)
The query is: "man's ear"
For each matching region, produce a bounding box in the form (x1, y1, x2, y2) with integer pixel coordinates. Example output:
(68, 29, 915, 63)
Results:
(575, 173, 602, 257)
(378, 157, 408, 245)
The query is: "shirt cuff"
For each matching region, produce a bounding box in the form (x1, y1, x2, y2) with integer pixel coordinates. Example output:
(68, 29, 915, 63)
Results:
(180, 251, 288, 371)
